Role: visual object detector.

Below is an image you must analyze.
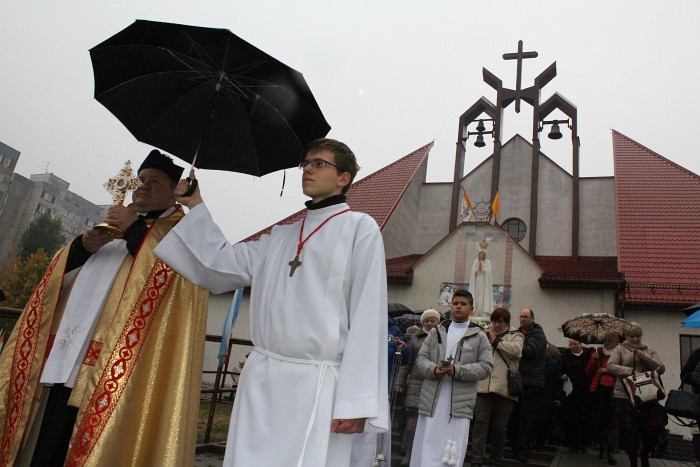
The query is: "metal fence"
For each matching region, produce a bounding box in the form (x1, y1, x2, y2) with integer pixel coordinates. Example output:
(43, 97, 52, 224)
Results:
(201, 334, 253, 443)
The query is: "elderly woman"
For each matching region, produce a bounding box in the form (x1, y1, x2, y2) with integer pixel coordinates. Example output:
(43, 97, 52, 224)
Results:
(395, 309, 441, 466)
(470, 307, 523, 467)
(607, 323, 665, 467)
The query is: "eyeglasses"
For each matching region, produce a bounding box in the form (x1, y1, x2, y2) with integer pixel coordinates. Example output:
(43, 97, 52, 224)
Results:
(298, 159, 343, 171)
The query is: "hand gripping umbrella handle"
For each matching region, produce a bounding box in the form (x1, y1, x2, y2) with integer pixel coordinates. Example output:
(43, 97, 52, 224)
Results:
(183, 177, 198, 197)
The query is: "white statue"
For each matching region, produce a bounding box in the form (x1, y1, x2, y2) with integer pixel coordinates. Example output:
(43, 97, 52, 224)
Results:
(469, 248, 493, 319)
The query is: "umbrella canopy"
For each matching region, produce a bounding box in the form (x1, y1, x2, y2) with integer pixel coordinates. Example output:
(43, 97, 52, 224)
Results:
(388, 303, 413, 318)
(682, 310, 700, 328)
(682, 303, 700, 315)
(561, 313, 629, 345)
(90, 20, 331, 176)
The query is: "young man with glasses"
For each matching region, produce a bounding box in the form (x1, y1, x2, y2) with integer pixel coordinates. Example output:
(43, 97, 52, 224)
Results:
(155, 138, 389, 467)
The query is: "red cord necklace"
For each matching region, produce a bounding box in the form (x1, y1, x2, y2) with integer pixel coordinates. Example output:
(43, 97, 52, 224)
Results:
(289, 208, 351, 277)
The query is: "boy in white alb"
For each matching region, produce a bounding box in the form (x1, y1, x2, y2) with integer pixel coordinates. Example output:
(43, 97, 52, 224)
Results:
(410, 289, 493, 466)
(155, 139, 389, 467)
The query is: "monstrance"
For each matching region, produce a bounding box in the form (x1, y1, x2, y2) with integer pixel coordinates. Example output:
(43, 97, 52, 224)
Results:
(94, 160, 141, 236)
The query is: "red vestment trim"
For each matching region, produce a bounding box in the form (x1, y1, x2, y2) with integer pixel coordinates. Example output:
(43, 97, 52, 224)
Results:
(65, 260, 175, 466)
(0, 253, 61, 464)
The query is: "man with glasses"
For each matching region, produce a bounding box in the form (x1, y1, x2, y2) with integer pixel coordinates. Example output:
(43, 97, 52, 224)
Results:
(155, 138, 389, 467)
(512, 308, 547, 463)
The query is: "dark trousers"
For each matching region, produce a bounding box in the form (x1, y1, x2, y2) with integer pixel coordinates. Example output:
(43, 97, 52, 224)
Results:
(514, 385, 542, 456)
(562, 391, 592, 450)
(471, 393, 515, 466)
(31, 385, 78, 467)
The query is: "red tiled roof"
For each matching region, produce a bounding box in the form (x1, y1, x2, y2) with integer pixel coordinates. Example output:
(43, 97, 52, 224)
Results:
(242, 142, 433, 242)
(386, 254, 423, 283)
(536, 256, 623, 287)
(613, 130, 700, 303)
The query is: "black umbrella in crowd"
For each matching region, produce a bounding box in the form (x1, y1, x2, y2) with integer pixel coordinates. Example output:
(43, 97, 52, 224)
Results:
(561, 313, 629, 345)
(90, 20, 331, 176)
(388, 303, 413, 318)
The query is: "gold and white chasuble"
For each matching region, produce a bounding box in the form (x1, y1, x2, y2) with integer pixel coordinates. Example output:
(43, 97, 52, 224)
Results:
(0, 206, 208, 466)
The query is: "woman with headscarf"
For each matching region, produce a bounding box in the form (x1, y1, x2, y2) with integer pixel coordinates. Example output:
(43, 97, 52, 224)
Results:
(607, 323, 665, 467)
(395, 309, 441, 466)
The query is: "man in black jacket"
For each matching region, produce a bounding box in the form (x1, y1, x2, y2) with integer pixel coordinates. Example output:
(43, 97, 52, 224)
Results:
(512, 308, 547, 463)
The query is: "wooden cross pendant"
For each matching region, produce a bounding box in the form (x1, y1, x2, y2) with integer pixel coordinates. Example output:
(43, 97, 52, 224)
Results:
(288, 255, 302, 277)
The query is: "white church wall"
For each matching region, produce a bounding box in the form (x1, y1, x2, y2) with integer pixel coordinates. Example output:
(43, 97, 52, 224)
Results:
(491, 137, 533, 252)
(462, 155, 493, 218)
(382, 159, 428, 259)
(579, 177, 617, 256)
(414, 182, 452, 254)
(535, 157, 573, 256)
(391, 231, 461, 314)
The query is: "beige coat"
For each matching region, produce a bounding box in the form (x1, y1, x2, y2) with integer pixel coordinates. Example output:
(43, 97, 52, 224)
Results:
(607, 342, 665, 400)
(476, 329, 523, 401)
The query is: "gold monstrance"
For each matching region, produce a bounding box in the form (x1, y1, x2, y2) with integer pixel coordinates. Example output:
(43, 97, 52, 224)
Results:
(94, 160, 141, 236)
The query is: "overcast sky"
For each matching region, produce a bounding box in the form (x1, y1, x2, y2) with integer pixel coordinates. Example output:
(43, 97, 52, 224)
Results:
(2, 1, 699, 242)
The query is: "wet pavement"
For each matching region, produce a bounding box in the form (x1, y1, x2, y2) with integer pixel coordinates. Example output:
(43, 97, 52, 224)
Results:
(193, 443, 696, 466)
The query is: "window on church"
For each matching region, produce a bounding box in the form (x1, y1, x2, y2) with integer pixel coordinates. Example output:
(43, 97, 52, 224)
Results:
(502, 217, 527, 242)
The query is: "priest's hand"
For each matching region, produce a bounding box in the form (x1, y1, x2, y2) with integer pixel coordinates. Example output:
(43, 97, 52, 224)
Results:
(174, 169, 204, 209)
(82, 228, 114, 253)
(330, 418, 367, 434)
(104, 205, 138, 232)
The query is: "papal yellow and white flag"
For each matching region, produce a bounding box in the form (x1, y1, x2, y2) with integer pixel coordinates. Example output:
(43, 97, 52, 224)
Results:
(491, 190, 500, 218)
(461, 186, 473, 209)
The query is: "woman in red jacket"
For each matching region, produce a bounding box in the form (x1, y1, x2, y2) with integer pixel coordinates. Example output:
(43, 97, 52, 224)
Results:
(586, 331, 620, 465)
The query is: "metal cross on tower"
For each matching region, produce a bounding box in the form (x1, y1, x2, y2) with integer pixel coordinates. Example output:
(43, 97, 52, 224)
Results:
(502, 40, 538, 113)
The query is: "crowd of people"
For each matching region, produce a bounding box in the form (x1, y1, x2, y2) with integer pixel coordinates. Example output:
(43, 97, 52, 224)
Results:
(391, 310, 669, 467)
(0, 136, 676, 467)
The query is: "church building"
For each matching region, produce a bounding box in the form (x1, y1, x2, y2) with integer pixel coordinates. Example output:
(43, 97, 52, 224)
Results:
(213, 41, 700, 435)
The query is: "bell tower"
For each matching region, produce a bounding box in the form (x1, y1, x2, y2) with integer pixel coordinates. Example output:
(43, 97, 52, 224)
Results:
(451, 40, 581, 257)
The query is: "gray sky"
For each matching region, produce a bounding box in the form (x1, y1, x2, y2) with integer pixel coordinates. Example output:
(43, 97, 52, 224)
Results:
(2, 1, 699, 242)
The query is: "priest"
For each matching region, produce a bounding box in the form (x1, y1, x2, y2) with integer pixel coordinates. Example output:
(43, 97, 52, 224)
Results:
(154, 138, 389, 466)
(0, 150, 208, 466)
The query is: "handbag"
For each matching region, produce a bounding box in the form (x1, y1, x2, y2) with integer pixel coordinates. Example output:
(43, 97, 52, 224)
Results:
(496, 348, 523, 397)
(621, 351, 665, 407)
(665, 384, 699, 419)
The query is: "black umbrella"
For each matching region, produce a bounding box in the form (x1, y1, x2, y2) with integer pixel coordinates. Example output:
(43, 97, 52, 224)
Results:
(561, 313, 629, 345)
(388, 303, 413, 318)
(90, 20, 331, 176)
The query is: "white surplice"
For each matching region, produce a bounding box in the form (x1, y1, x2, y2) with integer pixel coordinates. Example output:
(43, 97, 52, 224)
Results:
(154, 202, 389, 467)
(40, 240, 128, 387)
(410, 321, 471, 467)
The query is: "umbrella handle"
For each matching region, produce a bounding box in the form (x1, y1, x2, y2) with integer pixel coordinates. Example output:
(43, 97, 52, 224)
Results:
(183, 177, 198, 197)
